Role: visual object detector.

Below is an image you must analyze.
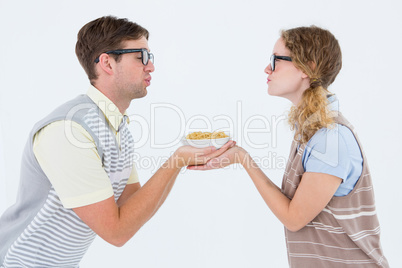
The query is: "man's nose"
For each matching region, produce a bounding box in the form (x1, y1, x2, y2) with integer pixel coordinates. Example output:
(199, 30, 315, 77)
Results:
(145, 61, 155, 72)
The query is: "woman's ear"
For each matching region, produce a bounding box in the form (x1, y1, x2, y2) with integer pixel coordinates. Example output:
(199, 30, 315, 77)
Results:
(308, 61, 317, 70)
(305, 61, 318, 78)
(301, 72, 309, 79)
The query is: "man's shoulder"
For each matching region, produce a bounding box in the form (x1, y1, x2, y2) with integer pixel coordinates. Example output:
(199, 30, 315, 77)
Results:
(32, 95, 98, 133)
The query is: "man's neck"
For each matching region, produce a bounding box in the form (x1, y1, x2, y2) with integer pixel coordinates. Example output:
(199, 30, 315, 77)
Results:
(92, 83, 129, 114)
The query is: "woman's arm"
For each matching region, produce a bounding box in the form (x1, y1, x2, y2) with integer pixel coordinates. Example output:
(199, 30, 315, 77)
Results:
(189, 146, 342, 232)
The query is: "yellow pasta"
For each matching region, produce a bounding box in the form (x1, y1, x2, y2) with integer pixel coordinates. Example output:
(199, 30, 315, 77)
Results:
(186, 131, 228, 140)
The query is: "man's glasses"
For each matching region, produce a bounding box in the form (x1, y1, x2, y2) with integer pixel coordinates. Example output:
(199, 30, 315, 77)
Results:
(94, 48, 154, 66)
(270, 55, 292, 71)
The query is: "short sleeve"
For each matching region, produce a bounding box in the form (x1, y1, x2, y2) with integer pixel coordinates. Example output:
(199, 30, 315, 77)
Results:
(127, 163, 140, 184)
(33, 120, 114, 209)
(303, 125, 351, 181)
(302, 124, 363, 196)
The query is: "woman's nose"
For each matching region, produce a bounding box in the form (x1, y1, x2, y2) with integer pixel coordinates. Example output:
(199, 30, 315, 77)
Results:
(265, 64, 272, 74)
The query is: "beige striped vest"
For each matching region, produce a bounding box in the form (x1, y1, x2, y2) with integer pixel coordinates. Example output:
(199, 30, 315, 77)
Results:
(281, 112, 388, 267)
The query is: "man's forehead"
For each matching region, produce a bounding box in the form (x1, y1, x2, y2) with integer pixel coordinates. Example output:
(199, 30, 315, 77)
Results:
(122, 37, 149, 50)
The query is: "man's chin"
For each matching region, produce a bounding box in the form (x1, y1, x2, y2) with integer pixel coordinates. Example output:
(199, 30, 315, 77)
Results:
(131, 88, 148, 99)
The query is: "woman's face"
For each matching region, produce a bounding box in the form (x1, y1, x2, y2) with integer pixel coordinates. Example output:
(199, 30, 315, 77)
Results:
(264, 38, 309, 105)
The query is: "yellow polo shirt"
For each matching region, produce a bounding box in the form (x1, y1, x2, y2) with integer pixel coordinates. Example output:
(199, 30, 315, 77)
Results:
(33, 85, 139, 209)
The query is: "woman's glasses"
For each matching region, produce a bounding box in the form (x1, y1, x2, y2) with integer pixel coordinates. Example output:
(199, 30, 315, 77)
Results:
(270, 55, 292, 71)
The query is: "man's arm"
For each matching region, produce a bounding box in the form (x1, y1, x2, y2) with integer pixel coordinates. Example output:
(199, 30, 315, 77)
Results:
(116, 182, 141, 207)
(151, 168, 180, 217)
(73, 156, 179, 247)
(34, 120, 235, 247)
(73, 142, 235, 247)
(116, 169, 179, 214)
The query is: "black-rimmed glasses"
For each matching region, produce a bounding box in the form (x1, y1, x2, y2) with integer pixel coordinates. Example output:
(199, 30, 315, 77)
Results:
(94, 48, 154, 66)
(270, 55, 292, 71)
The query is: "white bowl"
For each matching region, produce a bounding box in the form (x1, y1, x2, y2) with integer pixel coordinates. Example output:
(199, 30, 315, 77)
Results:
(181, 134, 230, 149)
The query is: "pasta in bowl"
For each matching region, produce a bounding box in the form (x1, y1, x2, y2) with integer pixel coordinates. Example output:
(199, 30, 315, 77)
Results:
(182, 131, 230, 148)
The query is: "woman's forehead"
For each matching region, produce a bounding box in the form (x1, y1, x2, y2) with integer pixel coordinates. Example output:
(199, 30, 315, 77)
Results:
(273, 38, 290, 55)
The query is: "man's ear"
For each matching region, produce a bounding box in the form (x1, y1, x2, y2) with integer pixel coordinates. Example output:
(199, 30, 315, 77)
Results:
(97, 54, 114, 75)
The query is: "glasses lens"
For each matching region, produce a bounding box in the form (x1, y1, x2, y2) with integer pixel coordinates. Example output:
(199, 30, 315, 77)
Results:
(270, 55, 275, 71)
(142, 50, 149, 65)
(149, 53, 154, 64)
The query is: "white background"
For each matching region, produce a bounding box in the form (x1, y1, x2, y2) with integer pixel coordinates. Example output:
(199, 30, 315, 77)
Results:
(0, 0, 401, 267)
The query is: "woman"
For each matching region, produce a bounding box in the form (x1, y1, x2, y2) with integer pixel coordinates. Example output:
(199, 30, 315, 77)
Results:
(189, 26, 388, 267)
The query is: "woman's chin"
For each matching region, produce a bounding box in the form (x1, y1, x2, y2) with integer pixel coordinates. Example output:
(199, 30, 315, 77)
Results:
(267, 87, 277, 96)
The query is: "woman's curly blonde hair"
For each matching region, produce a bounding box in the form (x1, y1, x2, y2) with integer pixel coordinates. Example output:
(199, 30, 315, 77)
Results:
(282, 26, 342, 144)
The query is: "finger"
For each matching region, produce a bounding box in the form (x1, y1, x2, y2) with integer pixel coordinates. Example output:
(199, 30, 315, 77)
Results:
(192, 155, 213, 165)
(204, 140, 235, 159)
(192, 155, 231, 169)
(219, 140, 236, 152)
(207, 158, 224, 169)
(190, 141, 236, 166)
(220, 140, 236, 150)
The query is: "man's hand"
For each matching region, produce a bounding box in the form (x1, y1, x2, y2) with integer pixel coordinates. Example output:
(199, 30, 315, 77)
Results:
(187, 145, 247, 171)
(170, 140, 236, 169)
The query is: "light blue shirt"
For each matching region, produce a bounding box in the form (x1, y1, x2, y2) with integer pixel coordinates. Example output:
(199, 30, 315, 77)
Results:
(301, 95, 363, 196)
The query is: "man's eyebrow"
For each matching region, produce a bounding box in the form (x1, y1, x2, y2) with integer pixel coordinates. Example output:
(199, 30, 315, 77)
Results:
(137, 47, 150, 51)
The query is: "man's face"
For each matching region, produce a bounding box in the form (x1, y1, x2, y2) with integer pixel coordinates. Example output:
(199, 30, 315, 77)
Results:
(114, 37, 155, 100)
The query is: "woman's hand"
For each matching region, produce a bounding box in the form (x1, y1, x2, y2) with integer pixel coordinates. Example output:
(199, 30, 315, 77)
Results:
(169, 140, 237, 169)
(187, 145, 248, 170)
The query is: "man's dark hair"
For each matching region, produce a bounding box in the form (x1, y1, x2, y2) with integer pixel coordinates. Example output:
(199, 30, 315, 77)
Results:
(75, 16, 149, 83)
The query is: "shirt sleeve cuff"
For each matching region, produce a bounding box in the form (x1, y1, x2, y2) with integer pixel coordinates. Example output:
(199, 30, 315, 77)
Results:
(305, 167, 347, 182)
(127, 165, 140, 184)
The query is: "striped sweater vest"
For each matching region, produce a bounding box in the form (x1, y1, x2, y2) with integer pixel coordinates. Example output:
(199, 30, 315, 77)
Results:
(281, 112, 388, 267)
(0, 95, 135, 267)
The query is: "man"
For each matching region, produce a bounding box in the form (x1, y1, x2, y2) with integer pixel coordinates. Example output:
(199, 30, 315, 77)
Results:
(0, 16, 234, 267)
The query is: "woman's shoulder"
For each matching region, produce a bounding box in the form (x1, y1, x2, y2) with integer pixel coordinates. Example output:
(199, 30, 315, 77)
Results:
(309, 123, 356, 147)
(304, 123, 361, 167)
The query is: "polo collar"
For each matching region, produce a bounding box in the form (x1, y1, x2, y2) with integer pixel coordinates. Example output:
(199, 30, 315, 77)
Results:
(86, 85, 129, 132)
